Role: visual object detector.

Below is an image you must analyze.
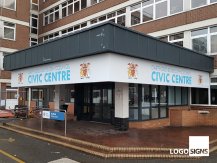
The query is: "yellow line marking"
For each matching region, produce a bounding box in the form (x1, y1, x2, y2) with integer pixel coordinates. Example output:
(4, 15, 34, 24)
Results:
(0, 149, 25, 163)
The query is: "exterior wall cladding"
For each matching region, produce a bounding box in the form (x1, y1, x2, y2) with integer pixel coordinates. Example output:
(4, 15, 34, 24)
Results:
(0, 0, 30, 50)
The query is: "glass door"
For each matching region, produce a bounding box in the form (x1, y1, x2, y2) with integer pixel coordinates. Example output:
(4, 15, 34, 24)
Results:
(92, 84, 113, 123)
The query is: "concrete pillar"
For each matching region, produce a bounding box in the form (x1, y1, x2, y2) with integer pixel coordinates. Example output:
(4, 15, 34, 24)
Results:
(184, 0, 191, 11)
(54, 85, 66, 110)
(125, 6, 131, 27)
(114, 82, 129, 130)
(183, 31, 192, 49)
(54, 85, 60, 109)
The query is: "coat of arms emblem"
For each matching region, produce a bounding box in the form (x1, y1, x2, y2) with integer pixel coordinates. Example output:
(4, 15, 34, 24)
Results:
(128, 63, 138, 79)
(18, 73, 24, 84)
(80, 63, 90, 79)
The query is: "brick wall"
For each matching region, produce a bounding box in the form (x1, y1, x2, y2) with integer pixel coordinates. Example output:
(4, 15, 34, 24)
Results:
(129, 118, 169, 129)
(1, 0, 30, 22)
(170, 106, 217, 127)
(0, 70, 11, 79)
(1, 24, 29, 50)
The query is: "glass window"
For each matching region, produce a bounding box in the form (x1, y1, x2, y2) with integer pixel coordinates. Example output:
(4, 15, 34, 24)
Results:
(129, 84, 139, 107)
(117, 15, 125, 26)
(211, 35, 217, 53)
(142, 109, 150, 120)
(151, 85, 159, 106)
(62, 5, 67, 17)
(175, 87, 181, 105)
(155, 1, 167, 19)
(130, 3, 141, 11)
(160, 107, 167, 118)
(142, 0, 154, 6)
(211, 0, 217, 3)
(3, 0, 16, 10)
(117, 8, 126, 15)
(168, 86, 175, 105)
(159, 36, 168, 42)
(81, 0, 87, 9)
(192, 37, 207, 53)
(192, 88, 208, 104)
(91, 0, 97, 5)
(141, 85, 150, 107)
(160, 86, 167, 105)
(170, 0, 183, 14)
(151, 107, 159, 119)
(191, 28, 208, 37)
(142, 6, 153, 22)
(129, 109, 139, 120)
(3, 22, 15, 40)
(131, 10, 141, 25)
(191, 0, 207, 9)
(210, 26, 217, 33)
(169, 33, 184, 41)
(74, 1, 80, 12)
(68, 4, 73, 15)
(181, 87, 188, 105)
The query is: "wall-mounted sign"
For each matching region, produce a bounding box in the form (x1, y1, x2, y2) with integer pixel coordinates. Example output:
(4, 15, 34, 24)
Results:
(12, 53, 210, 88)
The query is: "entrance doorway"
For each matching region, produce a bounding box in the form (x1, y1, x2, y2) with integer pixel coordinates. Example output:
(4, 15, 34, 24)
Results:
(75, 83, 114, 123)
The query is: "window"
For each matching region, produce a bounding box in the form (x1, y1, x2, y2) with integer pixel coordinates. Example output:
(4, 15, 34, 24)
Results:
(210, 26, 217, 53)
(155, 1, 167, 19)
(159, 32, 184, 47)
(170, 0, 183, 14)
(191, 0, 207, 9)
(2, 0, 16, 10)
(192, 88, 208, 104)
(30, 38, 38, 46)
(31, 0, 38, 11)
(90, 8, 126, 26)
(211, 0, 217, 3)
(191, 28, 208, 54)
(129, 84, 139, 121)
(168, 86, 188, 105)
(3, 22, 15, 40)
(44, 7, 59, 25)
(169, 33, 184, 46)
(142, 5, 153, 22)
(30, 14, 38, 35)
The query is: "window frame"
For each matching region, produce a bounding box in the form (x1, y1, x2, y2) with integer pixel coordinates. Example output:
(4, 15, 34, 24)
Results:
(3, 21, 16, 41)
(2, 0, 16, 11)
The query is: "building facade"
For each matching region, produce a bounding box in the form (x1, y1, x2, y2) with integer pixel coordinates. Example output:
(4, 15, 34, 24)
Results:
(37, 0, 217, 106)
(1, 0, 217, 128)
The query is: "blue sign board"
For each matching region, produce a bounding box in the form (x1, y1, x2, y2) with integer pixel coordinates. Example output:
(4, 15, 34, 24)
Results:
(50, 111, 65, 121)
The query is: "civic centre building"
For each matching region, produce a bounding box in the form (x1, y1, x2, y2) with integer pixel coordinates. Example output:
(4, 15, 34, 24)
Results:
(2, 0, 217, 129)
(4, 23, 213, 130)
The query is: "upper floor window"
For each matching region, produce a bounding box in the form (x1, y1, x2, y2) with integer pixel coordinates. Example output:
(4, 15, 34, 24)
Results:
(130, 0, 184, 26)
(1, 0, 16, 10)
(90, 8, 126, 26)
(170, 0, 183, 15)
(44, 6, 59, 25)
(191, 28, 208, 54)
(31, 0, 38, 11)
(159, 32, 184, 47)
(3, 22, 16, 40)
(191, 0, 207, 9)
(91, 0, 103, 5)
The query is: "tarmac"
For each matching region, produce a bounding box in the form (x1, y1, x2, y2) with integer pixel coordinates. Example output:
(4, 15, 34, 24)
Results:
(1, 118, 217, 159)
